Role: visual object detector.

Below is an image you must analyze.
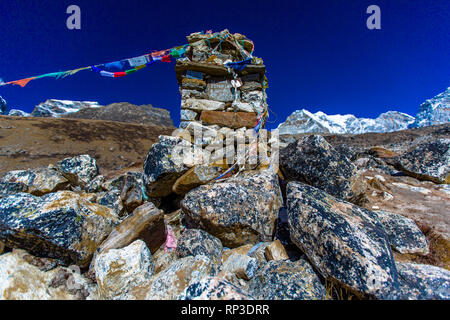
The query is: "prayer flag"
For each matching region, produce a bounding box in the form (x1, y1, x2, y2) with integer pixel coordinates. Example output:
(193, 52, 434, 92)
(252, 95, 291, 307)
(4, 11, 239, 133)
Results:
(128, 55, 149, 67)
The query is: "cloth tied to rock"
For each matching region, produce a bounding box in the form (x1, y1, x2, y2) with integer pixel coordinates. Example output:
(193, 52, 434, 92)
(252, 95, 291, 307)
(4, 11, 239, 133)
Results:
(165, 226, 177, 253)
(226, 57, 252, 71)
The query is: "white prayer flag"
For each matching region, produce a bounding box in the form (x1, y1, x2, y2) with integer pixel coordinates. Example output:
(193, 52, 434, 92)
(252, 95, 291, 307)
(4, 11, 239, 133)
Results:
(128, 55, 149, 67)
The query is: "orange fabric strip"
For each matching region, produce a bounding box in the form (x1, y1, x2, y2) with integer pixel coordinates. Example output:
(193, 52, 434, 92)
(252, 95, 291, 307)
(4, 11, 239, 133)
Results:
(8, 77, 36, 87)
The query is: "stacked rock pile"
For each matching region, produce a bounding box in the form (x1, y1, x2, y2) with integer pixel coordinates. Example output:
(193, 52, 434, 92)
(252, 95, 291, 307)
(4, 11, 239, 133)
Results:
(161, 30, 279, 189)
(176, 29, 268, 131)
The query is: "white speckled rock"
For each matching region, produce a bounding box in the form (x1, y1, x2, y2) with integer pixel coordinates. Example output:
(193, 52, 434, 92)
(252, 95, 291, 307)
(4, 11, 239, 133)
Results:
(180, 109, 198, 121)
(1, 168, 70, 196)
(182, 171, 283, 248)
(287, 182, 399, 299)
(95, 240, 154, 300)
(0, 191, 118, 267)
(391, 139, 450, 184)
(179, 277, 255, 300)
(247, 259, 327, 300)
(373, 211, 429, 255)
(280, 135, 357, 200)
(176, 229, 223, 262)
(143, 136, 191, 197)
(396, 262, 450, 300)
(57, 154, 99, 186)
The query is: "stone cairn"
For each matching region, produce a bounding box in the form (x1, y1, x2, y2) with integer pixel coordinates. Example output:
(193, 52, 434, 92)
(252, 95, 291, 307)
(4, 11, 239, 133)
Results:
(172, 29, 277, 185)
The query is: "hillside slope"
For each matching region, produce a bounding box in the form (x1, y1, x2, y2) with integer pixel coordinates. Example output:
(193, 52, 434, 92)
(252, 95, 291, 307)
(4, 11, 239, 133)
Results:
(0, 115, 175, 176)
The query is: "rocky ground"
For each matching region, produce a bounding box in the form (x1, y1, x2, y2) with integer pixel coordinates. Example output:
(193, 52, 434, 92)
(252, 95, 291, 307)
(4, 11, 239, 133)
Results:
(0, 120, 448, 300)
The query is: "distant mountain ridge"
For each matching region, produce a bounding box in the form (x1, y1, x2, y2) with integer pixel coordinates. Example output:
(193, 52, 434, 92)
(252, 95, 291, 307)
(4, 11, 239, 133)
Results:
(1, 99, 174, 127)
(64, 102, 174, 127)
(278, 109, 415, 136)
(278, 87, 450, 136)
(30, 99, 101, 118)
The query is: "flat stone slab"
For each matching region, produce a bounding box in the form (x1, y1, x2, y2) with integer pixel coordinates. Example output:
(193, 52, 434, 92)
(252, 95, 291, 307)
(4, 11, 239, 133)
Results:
(200, 110, 257, 129)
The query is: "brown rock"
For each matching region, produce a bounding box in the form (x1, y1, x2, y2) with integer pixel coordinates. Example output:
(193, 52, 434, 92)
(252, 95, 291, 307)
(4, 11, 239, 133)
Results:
(264, 240, 289, 261)
(200, 111, 257, 129)
(152, 248, 178, 275)
(175, 60, 265, 85)
(369, 146, 400, 159)
(92, 202, 166, 270)
(172, 165, 225, 195)
(222, 244, 253, 264)
(182, 78, 206, 90)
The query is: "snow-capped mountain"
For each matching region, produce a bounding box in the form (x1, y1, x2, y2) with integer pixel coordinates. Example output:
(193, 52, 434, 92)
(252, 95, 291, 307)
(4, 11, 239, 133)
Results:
(8, 109, 30, 117)
(278, 109, 415, 135)
(409, 87, 450, 128)
(30, 99, 101, 118)
(0, 96, 7, 115)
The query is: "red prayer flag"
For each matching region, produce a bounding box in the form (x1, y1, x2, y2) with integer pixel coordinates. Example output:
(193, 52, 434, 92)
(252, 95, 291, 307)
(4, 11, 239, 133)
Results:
(161, 54, 171, 63)
(114, 72, 127, 78)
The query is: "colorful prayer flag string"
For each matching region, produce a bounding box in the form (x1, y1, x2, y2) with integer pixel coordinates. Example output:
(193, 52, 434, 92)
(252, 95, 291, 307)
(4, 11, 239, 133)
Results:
(0, 43, 189, 88)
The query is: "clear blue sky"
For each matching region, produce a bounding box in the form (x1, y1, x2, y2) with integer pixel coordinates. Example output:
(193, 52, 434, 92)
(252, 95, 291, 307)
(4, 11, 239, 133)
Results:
(0, 0, 449, 129)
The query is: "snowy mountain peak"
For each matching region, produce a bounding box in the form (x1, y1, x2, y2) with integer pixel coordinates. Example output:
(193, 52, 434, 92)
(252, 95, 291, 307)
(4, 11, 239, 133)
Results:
(0, 96, 7, 115)
(277, 109, 415, 136)
(30, 99, 101, 118)
(409, 87, 450, 128)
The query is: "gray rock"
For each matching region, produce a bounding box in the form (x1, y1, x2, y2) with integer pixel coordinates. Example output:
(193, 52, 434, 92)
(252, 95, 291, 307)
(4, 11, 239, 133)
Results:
(179, 277, 255, 300)
(221, 253, 259, 280)
(57, 154, 99, 187)
(287, 182, 399, 299)
(1, 168, 70, 196)
(180, 109, 198, 121)
(177, 229, 223, 262)
(396, 262, 450, 300)
(373, 211, 429, 255)
(181, 171, 283, 248)
(84, 175, 106, 193)
(143, 136, 191, 197)
(241, 81, 262, 92)
(96, 190, 125, 217)
(241, 90, 264, 104)
(113, 172, 144, 213)
(205, 78, 234, 102)
(391, 139, 450, 184)
(280, 135, 357, 200)
(0, 191, 117, 267)
(180, 89, 209, 100)
(248, 259, 327, 300)
(181, 98, 226, 112)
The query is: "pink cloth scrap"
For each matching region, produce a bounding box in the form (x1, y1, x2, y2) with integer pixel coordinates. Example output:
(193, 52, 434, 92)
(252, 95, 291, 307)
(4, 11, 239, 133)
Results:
(165, 226, 177, 253)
